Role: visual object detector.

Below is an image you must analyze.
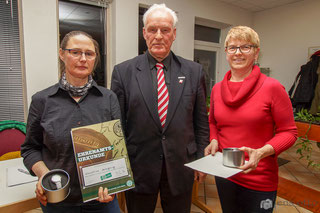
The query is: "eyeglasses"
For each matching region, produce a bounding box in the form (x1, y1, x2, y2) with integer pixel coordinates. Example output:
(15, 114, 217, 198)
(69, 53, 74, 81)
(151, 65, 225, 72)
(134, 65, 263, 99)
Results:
(63, 49, 96, 60)
(225, 45, 258, 54)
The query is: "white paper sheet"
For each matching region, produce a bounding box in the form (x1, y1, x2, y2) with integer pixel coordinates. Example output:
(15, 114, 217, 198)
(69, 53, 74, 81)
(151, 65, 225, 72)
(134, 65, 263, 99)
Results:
(184, 152, 243, 178)
(7, 166, 38, 187)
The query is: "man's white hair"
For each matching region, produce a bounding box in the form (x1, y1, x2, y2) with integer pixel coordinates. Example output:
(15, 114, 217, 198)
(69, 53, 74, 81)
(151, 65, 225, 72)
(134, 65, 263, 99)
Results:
(143, 3, 178, 27)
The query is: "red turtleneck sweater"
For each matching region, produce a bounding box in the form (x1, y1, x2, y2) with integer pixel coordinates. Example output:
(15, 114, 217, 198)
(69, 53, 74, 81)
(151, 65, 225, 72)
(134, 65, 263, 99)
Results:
(209, 65, 297, 191)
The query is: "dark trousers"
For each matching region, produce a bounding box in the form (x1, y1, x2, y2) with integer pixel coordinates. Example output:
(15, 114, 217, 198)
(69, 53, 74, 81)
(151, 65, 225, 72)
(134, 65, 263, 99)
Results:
(215, 176, 277, 213)
(40, 197, 120, 213)
(125, 162, 192, 213)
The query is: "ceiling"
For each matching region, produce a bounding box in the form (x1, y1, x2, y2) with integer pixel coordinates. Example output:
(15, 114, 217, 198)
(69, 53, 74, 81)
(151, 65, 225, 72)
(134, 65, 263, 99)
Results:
(59, 1, 101, 27)
(216, 0, 304, 12)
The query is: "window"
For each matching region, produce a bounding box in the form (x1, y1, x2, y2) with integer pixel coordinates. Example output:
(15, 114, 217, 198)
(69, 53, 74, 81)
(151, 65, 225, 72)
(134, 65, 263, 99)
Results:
(0, 0, 25, 122)
(194, 24, 221, 95)
(194, 18, 230, 96)
(194, 24, 221, 43)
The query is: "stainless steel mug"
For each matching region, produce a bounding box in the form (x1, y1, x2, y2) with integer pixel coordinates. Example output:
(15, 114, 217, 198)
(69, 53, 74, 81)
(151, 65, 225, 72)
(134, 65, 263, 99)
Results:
(41, 169, 70, 203)
(223, 148, 245, 168)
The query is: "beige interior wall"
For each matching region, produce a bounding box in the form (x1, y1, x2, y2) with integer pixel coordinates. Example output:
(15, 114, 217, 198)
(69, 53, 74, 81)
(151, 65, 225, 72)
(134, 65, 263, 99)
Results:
(253, 0, 320, 90)
(21, 0, 59, 107)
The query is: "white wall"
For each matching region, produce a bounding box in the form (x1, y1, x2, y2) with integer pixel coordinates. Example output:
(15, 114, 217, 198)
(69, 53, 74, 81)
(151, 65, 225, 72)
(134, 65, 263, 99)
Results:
(111, 0, 253, 82)
(253, 0, 320, 90)
(21, 0, 59, 107)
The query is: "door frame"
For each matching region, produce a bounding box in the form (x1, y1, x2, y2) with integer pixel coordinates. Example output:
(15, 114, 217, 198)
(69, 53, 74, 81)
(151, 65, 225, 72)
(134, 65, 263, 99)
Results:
(194, 40, 221, 91)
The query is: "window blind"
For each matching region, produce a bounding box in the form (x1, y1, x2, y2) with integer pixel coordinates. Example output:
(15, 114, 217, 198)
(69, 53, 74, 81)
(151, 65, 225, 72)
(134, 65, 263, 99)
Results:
(0, 0, 25, 122)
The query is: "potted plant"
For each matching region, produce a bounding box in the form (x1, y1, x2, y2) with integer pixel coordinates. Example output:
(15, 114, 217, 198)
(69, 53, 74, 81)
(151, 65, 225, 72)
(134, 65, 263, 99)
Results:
(294, 108, 320, 169)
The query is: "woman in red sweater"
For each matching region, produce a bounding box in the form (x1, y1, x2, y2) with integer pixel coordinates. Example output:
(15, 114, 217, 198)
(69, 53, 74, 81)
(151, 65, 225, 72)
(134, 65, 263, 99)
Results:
(205, 26, 297, 213)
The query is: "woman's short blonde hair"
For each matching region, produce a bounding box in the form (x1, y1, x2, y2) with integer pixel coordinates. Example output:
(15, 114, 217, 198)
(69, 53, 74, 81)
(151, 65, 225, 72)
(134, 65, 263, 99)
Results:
(225, 26, 260, 48)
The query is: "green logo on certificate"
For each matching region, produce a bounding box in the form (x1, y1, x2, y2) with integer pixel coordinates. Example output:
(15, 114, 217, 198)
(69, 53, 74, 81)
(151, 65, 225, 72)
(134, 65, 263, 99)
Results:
(101, 173, 112, 180)
(126, 180, 133, 187)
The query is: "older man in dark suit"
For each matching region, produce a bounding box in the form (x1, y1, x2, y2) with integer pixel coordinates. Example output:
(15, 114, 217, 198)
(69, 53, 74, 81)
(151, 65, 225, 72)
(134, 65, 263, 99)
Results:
(111, 3, 209, 213)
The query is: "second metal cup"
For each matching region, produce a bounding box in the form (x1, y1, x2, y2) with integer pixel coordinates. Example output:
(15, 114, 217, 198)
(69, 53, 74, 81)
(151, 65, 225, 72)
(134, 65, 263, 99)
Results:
(223, 148, 245, 168)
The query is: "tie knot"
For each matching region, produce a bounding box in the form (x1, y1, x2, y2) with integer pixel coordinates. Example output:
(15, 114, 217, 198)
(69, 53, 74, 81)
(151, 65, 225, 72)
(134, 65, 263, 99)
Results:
(156, 63, 164, 70)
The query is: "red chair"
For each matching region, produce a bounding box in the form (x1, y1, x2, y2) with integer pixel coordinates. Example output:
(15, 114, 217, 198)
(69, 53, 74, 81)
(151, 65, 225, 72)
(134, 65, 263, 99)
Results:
(0, 120, 26, 160)
(0, 128, 26, 157)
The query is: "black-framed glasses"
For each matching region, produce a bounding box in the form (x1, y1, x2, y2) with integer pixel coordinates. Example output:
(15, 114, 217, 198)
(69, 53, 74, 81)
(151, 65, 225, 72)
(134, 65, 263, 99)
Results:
(63, 49, 96, 60)
(225, 45, 258, 54)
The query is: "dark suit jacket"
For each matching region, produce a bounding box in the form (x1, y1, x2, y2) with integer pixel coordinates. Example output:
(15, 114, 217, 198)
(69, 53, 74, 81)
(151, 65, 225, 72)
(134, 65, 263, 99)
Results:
(111, 52, 209, 196)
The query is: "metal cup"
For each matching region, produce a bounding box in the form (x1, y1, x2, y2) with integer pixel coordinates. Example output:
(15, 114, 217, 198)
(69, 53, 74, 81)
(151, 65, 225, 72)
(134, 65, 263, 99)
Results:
(41, 169, 70, 203)
(223, 148, 245, 168)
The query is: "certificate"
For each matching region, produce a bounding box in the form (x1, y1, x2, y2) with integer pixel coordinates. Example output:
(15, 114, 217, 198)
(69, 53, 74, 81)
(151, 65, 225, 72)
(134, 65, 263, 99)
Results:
(71, 119, 135, 202)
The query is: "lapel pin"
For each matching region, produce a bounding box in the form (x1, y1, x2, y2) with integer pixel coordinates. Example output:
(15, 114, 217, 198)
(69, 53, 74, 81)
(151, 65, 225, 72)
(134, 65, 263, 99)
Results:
(178, 76, 185, 84)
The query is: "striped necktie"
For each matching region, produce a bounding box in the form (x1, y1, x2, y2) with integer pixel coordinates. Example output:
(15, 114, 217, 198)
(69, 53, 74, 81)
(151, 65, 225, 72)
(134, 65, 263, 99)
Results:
(156, 62, 169, 128)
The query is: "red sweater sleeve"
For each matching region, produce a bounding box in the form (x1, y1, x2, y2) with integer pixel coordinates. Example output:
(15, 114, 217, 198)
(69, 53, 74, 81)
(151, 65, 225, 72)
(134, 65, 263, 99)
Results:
(266, 80, 297, 155)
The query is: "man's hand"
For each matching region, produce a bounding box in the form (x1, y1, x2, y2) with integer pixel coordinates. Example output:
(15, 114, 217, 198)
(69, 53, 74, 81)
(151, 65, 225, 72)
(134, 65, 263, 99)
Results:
(194, 170, 206, 183)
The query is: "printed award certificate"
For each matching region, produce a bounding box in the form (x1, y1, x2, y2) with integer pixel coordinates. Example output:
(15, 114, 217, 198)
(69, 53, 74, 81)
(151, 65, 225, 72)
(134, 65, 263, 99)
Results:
(71, 119, 135, 202)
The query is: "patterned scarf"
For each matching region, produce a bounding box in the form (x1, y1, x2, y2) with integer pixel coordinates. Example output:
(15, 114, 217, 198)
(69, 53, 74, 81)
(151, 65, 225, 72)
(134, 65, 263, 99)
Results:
(59, 72, 93, 97)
